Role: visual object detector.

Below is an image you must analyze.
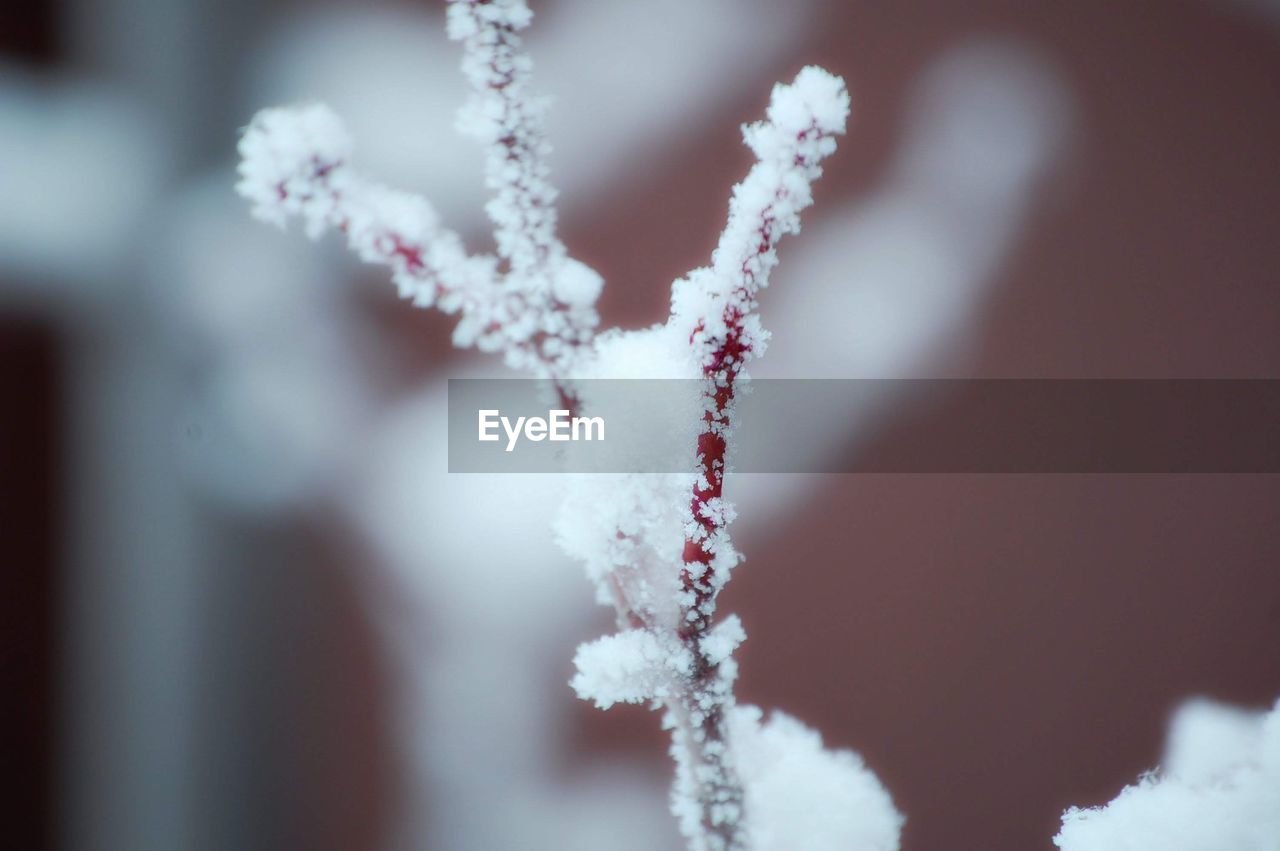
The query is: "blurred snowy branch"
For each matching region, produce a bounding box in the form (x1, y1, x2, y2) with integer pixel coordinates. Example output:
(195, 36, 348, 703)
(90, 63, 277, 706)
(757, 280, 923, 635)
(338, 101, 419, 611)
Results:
(0, 68, 167, 306)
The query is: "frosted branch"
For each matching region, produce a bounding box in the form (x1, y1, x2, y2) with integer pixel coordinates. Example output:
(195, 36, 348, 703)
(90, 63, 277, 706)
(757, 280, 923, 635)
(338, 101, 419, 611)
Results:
(670, 66, 851, 370)
(675, 66, 850, 633)
(651, 68, 849, 851)
(237, 8, 901, 850)
(237, 105, 506, 351)
(236, 0, 601, 383)
(448, 0, 596, 372)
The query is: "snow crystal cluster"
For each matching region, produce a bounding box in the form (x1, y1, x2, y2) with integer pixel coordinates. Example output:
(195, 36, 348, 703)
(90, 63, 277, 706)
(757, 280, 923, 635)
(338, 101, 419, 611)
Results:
(237, 2, 902, 849)
(572, 629, 693, 710)
(235, 102, 351, 235)
(1056, 697, 1280, 851)
(730, 707, 904, 851)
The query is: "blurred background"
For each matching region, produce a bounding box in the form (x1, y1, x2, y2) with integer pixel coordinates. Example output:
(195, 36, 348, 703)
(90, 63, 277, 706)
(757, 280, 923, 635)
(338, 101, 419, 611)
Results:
(2, 1, 1278, 849)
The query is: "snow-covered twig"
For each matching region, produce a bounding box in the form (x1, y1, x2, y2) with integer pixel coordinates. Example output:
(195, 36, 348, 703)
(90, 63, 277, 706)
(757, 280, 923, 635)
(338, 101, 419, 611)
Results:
(447, 0, 598, 378)
(562, 66, 899, 851)
(237, 0, 600, 395)
(237, 2, 902, 849)
(660, 67, 852, 849)
(237, 104, 504, 343)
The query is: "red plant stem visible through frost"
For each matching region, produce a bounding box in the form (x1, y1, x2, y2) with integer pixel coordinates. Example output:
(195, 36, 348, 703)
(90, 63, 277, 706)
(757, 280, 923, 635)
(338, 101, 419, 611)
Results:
(672, 175, 803, 847)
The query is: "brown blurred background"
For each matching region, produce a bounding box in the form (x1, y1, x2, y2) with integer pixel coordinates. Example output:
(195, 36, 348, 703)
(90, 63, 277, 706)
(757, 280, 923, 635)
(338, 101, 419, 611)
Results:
(2, 1, 1278, 850)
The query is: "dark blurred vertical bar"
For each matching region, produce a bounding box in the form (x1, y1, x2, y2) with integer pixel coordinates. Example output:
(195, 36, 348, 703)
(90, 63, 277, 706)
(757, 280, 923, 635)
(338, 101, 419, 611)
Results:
(0, 319, 62, 851)
(0, 1, 65, 848)
(0, 0, 59, 64)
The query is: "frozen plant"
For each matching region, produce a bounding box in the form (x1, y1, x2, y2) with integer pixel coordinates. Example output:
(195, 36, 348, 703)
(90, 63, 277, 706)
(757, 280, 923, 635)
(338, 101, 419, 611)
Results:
(236, 1, 901, 849)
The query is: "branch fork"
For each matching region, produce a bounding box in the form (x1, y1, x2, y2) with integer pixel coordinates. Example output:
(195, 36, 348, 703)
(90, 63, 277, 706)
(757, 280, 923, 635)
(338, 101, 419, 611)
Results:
(236, 3, 902, 849)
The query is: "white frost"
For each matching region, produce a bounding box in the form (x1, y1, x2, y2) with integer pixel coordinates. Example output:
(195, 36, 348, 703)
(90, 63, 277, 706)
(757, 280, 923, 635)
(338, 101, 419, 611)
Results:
(236, 103, 351, 235)
(553, 258, 606, 308)
(571, 629, 692, 710)
(1055, 697, 1280, 851)
(700, 615, 746, 667)
(236, 6, 897, 850)
(668, 66, 849, 370)
(730, 705, 904, 851)
(236, 0, 601, 377)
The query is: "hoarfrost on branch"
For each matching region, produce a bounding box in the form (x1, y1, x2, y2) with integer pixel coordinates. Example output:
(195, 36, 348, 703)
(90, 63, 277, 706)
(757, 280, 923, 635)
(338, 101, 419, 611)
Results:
(236, 1, 901, 848)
